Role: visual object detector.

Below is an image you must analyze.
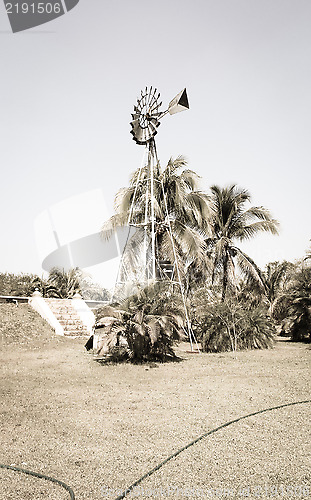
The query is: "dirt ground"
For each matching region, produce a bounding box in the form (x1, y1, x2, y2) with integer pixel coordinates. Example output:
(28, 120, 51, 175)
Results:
(0, 304, 310, 499)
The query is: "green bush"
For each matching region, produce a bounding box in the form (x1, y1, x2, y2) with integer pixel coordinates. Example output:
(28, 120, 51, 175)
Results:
(0, 272, 40, 297)
(95, 283, 184, 362)
(194, 294, 275, 354)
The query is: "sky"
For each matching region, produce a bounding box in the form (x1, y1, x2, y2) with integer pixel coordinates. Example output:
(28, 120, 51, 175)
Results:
(0, 0, 310, 281)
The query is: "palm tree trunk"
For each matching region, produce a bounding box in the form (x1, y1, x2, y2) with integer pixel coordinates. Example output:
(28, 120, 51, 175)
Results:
(222, 256, 228, 302)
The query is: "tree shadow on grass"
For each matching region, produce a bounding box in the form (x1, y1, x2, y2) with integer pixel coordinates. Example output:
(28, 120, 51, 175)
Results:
(93, 350, 184, 366)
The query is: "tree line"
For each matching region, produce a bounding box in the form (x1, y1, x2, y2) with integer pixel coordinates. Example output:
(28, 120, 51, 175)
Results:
(0, 268, 109, 302)
(2, 156, 310, 360)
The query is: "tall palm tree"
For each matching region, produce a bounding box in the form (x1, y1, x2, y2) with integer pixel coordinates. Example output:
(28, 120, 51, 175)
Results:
(206, 184, 279, 301)
(102, 156, 210, 283)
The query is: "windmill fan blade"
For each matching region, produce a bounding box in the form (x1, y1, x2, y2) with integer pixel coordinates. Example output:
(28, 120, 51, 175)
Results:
(130, 86, 162, 145)
(130, 86, 189, 145)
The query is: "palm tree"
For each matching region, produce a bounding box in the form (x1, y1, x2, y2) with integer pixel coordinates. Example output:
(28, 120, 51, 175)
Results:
(263, 260, 294, 316)
(95, 282, 184, 361)
(273, 265, 311, 342)
(287, 266, 311, 342)
(102, 156, 210, 284)
(206, 185, 279, 301)
(47, 267, 82, 298)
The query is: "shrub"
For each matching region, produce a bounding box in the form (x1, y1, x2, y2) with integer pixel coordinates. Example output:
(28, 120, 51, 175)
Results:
(0, 272, 40, 297)
(195, 294, 275, 354)
(95, 282, 184, 362)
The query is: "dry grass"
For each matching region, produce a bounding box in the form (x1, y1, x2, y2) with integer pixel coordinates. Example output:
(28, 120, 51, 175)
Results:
(0, 304, 310, 499)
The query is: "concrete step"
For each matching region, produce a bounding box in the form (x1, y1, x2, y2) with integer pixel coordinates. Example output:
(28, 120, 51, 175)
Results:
(64, 331, 89, 337)
(62, 323, 87, 330)
(45, 299, 73, 306)
(50, 307, 75, 312)
(48, 307, 76, 313)
(57, 314, 81, 320)
(58, 319, 83, 325)
(64, 327, 88, 333)
(57, 313, 83, 319)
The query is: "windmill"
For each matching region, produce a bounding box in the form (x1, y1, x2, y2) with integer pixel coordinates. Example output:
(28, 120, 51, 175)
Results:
(114, 87, 199, 351)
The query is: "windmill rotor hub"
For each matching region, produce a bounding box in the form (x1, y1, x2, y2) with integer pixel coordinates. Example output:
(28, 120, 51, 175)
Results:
(130, 86, 189, 146)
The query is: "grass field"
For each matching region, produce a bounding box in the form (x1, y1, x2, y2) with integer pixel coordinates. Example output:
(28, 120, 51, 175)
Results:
(0, 304, 310, 499)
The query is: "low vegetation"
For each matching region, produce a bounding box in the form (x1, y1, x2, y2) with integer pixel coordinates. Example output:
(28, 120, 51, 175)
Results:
(192, 293, 275, 355)
(0, 267, 109, 301)
(0, 272, 39, 297)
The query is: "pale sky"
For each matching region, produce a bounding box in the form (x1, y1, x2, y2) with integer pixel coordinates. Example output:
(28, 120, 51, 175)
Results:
(0, 0, 310, 278)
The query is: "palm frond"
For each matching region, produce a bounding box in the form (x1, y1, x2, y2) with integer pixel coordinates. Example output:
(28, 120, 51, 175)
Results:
(169, 220, 207, 263)
(101, 213, 129, 240)
(235, 247, 267, 292)
(180, 169, 201, 190)
(236, 220, 279, 241)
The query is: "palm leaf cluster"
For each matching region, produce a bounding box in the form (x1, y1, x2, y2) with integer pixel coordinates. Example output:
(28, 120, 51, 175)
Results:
(273, 265, 311, 342)
(43, 268, 82, 298)
(0, 270, 81, 299)
(95, 283, 184, 362)
(29, 268, 109, 300)
(191, 287, 275, 354)
(200, 303, 275, 354)
(263, 261, 294, 317)
(103, 156, 209, 283)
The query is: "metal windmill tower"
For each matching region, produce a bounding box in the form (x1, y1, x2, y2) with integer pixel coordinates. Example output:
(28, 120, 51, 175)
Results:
(114, 87, 199, 351)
